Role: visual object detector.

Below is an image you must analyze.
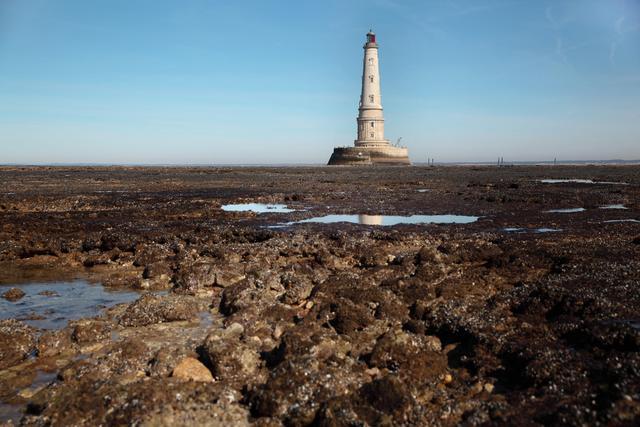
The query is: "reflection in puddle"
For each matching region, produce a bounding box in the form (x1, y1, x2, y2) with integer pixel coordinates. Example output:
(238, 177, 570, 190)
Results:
(0, 281, 143, 329)
(198, 311, 214, 328)
(539, 179, 628, 185)
(504, 227, 562, 234)
(545, 208, 586, 213)
(628, 320, 640, 331)
(221, 203, 296, 213)
(292, 214, 479, 226)
(0, 370, 58, 424)
(602, 319, 640, 331)
(417, 189, 430, 193)
(27, 370, 57, 394)
(599, 204, 627, 210)
(602, 219, 640, 223)
(0, 402, 22, 425)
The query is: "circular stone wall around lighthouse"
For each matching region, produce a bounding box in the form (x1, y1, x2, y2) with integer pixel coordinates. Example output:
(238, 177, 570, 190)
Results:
(328, 31, 410, 166)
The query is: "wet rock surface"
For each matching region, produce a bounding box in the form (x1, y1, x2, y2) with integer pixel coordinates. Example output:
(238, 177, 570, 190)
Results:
(0, 320, 37, 370)
(0, 165, 639, 425)
(118, 293, 203, 327)
(2, 288, 25, 302)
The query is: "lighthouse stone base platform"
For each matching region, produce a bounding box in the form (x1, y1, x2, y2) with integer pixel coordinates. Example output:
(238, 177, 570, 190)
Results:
(327, 145, 410, 165)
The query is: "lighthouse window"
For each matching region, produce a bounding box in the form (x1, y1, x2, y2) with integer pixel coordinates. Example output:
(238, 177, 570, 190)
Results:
(370, 132, 374, 138)
(370, 122, 374, 128)
(369, 75, 374, 83)
(368, 58, 374, 65)
(369, 95, 374, 102)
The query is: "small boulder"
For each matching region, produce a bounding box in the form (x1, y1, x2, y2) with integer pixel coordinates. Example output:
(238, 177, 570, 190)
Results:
(171, 357, 214, 382)
(0, 319, 37, 369)
(71, 319, 111, 344)
(37, 329, 74, 357)
(2, 287, 25, 301)
(200, 323, 265, 389)
(173, 259, 217, 294)
(214, 265, 246, 288)
(37, 290, 60, 297)
(119, 294, 200, 327)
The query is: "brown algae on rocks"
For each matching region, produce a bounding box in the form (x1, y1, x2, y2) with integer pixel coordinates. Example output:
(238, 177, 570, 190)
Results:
(0, 165, 639, 425)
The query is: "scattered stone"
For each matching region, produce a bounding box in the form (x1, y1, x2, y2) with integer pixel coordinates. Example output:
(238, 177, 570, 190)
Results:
(173, 259, 217, 294)
(172, 357, 214, 382)
(37, 290, 60, 297)
(119, 294, 201, 327)
(37, 329, 74, 357)
(2, 287, 25, 301)
(200, 323, 264, 389)
(0, 319, 37, 369)
(71, 319, 111, 344)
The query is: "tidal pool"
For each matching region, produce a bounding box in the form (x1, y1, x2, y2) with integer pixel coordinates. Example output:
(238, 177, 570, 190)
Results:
(0, 280, 143, 329)
(221, 203, 296, 213)
(0, 403, 22, 425)
(503, 227, 562, 233)
(0, 369, 58, 424)
(545, 208, 586, 213)
(539, 179, 628, 185)
(600, 204, 627, 209)
(291, 214, 479, 226)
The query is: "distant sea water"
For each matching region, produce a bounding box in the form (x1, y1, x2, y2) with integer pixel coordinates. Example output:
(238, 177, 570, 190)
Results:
(1, 160, 639, 167)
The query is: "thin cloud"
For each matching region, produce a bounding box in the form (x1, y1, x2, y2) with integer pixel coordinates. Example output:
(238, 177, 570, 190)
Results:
(555, 37, 569, 65)
(545, 4, 577, 67)
(610, 16, 624, 64)
(373, 0, 447, 39)
(446, 0, 528, 18)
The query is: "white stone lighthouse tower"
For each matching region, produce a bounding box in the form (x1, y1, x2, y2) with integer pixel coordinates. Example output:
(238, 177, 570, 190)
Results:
(356, 30, 387, 148)
(328, 30, 410, 165)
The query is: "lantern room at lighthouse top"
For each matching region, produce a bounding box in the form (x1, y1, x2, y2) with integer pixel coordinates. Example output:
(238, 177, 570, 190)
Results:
(365, 30, 377, 46)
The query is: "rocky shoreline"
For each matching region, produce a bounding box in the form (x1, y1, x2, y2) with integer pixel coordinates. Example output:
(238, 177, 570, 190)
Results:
(1, 165, 639, 426)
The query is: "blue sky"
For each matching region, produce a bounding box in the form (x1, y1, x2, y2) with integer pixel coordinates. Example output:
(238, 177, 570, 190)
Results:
(1, 0, 639, 164)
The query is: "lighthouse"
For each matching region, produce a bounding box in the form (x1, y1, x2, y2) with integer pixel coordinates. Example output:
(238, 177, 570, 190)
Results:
(328, 30, 410, 165)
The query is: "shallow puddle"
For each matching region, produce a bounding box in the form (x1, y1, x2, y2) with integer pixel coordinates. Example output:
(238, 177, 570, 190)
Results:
(291, 214, 479, 226)
(27, 370, 57, 394)
(602, 219, 640, 223)
(539, 179, 628, 185)
(545, 208, 586, 213)
(603, 319, 640, 331)
(0, 370, 58, 424)
(0, 402, 22, 425)
(504, 227, 562, 233)
(0, 280, 143, 329)
(221, 203, 296, 213)
(198, 311, 214, 328)
(599, 204, 627, 209)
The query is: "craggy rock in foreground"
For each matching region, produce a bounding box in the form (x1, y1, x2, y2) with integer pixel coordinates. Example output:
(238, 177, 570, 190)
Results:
(0, 165, 639, 426)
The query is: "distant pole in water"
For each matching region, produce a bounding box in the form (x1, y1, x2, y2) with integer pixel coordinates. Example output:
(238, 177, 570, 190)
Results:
(554, 157, 557, 166)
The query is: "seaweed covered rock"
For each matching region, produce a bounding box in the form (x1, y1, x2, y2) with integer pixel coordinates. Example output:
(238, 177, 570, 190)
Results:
(119, 294, 201, 327)
(0, 319, 37, 369)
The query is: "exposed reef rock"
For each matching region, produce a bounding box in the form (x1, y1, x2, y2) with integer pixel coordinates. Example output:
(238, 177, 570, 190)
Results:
(0, 165, 639, 425)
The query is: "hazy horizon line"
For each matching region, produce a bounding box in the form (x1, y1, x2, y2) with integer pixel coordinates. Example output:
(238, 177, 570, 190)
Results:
(1, 159, 639, 168)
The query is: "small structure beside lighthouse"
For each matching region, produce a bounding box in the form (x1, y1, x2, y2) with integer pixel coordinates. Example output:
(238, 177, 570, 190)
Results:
(328, 30, 410, 165)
